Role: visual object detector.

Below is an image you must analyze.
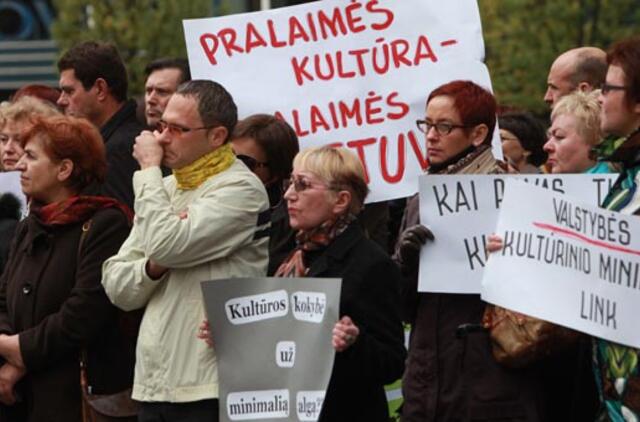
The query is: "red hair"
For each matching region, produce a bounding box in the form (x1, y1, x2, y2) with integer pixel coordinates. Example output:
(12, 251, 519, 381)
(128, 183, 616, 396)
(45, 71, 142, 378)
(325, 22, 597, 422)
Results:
(12, 84, 61, 108)
(427, 80, 497, 145)
(22, 115, 106, 192)
(607, 36, 640, 106)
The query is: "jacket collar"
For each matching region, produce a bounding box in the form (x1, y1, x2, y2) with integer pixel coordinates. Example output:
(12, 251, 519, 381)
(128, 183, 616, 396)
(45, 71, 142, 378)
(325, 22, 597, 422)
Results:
(100, 99, 138, 143)
(306, 223, 362, 277)
(19, 216, 51, 255)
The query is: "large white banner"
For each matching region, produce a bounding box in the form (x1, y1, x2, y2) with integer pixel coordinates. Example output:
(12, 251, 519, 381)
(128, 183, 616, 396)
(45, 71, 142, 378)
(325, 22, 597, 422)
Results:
(481, 181, 640, 348)
(0, 171, 27, 216)
(418, 173, 617, 293)
(184, 0, 498, 203)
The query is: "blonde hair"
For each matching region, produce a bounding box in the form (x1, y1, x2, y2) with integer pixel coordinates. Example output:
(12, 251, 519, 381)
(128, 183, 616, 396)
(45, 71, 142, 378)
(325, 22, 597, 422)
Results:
(0, 95, 60, 129)
(293, 146, 369, 214)
(551, 90, 602, 146)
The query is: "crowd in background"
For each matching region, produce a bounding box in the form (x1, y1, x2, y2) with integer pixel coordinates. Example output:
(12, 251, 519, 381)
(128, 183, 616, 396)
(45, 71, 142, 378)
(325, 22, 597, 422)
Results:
(0, 32, 639, 422)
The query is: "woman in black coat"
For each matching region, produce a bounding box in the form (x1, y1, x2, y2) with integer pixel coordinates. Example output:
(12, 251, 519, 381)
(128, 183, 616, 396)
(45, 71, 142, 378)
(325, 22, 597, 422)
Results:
(275, 146, 406, 422)
(0, 115, 135, 422)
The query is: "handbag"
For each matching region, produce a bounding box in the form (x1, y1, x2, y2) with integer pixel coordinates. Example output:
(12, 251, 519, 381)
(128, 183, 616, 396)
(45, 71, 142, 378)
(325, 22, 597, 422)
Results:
(482, 304, 580, 368)
(80, 352, 139, 422)
(77, 220, 139, 422)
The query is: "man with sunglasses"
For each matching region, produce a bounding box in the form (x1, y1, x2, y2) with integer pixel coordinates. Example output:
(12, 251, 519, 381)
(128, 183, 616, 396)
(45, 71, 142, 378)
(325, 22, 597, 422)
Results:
(102, 80, 270, 422)
(592, 36, 640, 422)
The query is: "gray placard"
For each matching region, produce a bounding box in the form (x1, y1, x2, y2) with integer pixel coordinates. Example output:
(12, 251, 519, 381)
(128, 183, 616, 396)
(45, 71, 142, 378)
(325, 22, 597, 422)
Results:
(201, 277, 342, 422)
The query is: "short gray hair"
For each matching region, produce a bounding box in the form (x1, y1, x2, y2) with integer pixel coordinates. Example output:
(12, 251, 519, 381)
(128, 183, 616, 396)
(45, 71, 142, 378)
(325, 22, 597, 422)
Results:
(176, 80, 237, 142)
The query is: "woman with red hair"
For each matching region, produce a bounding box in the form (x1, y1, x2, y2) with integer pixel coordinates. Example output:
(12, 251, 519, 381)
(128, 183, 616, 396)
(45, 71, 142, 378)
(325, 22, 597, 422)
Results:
(395, 80, 548, 421)
(0, 115, 136, 421)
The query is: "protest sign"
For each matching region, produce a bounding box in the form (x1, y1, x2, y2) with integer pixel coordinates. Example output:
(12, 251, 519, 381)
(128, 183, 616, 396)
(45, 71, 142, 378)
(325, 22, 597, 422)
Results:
(201, 277, 341, 422)
(0, 171, 27, 217)
(418, 173, 617, 293)
(184, 0, 499, 203)
(481, 180, 640, 348)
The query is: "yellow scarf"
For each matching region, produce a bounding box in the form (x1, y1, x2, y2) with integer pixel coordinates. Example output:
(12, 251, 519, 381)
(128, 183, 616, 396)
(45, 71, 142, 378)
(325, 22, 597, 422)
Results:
(173, 143, 235, 190)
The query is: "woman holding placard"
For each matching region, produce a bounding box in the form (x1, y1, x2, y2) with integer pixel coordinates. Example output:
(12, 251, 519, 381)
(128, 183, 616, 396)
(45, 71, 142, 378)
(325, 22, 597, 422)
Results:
(395, 80, 552, 421)
(274, 146, 406, 421)
(198, 145, 405, 421)
(485, 90, 612, 421)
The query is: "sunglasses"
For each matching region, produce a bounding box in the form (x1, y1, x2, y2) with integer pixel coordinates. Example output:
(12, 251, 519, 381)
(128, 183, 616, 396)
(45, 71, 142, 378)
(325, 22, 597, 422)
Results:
(236, 154, 269, 171)
(283, 176, 333, 193)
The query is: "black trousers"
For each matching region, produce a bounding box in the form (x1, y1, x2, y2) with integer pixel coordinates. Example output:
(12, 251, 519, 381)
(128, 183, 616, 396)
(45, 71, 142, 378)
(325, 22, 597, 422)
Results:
(138, 399, 219, 422)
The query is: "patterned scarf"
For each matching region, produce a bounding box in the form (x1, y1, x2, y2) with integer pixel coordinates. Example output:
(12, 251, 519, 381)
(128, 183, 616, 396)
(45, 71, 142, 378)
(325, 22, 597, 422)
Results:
(173, 143, 235, 190)
(275, 214, 355, 277)
(31, 195, 133, 227)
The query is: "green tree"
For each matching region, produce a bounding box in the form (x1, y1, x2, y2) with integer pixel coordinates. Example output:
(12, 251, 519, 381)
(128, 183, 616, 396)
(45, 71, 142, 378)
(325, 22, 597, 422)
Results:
(480, 0, 640, 115)
(51, 0, 213, 95)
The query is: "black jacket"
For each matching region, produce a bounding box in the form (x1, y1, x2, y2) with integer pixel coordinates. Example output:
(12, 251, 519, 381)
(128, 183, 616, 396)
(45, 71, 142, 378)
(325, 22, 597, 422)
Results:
(0, 207, 135, 422)
(305, 224, 406, 422)
(100, 99, 143, 210)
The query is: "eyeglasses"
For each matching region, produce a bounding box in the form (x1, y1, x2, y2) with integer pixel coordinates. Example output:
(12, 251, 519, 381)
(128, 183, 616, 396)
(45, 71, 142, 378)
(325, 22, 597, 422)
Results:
(282, 176, 331, 193)
(236, 154, 269, 171)
(601, 83, 629, 95)
(156, 119, 216, 136)
(416, 120, 468, 136)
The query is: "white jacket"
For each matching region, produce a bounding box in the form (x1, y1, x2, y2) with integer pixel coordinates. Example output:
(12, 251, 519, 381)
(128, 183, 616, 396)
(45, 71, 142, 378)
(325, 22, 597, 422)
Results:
(102, 160, 269, 402)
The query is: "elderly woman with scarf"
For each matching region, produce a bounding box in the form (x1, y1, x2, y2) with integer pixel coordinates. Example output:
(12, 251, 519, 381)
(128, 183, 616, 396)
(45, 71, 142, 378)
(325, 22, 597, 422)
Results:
(269, 146, 405, 421)
(199, 146, 405, 420)
(0, 115, 135, 421)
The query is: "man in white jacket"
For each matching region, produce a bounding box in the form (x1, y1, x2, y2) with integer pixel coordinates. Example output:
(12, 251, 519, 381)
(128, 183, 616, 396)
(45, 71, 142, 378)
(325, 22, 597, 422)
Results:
(102, 80, 270, 421)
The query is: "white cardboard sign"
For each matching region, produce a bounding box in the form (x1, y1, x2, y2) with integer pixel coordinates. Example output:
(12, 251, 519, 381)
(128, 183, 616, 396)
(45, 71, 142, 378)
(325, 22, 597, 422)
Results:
(418, 173, 617, 293)
(183, 0, 498, 203)
(481, 180, 640, 348)
(0, 171, 27, 216)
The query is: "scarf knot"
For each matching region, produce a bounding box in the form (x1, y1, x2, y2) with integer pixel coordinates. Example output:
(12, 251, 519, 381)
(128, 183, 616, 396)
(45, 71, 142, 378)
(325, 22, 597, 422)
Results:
(275, 214, 355, 278)
(173, 143, 235, 190)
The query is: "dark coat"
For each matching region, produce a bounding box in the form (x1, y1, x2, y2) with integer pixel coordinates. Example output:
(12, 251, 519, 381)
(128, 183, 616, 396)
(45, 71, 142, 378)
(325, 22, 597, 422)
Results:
(305, 224, 406, 422)
(0, 193, 21, 277)
(0, 207, 135, 422)
(267, 195, 296, 276)
(100, 99, 143, 210)
(396, 147, 549, 422)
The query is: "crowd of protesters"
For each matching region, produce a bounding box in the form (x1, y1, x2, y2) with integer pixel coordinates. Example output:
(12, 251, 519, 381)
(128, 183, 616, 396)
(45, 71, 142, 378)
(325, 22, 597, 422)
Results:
(0, 32, 638, 422)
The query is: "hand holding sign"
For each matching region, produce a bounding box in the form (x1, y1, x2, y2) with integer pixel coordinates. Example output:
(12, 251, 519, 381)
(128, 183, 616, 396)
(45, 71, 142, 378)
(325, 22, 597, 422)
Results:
(487, 234, 503, 254)
(332, 316, 360, 352)
(397, 224, 434, 272)
(197, 319, 213, 348)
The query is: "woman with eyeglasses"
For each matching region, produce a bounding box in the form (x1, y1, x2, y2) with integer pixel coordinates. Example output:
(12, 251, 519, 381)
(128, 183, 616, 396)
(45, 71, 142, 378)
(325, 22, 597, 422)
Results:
(198, 146, 405, 420)
(0, 115, 136, 421)
(498, 111, 547, 174)
(395, 80, 549, 421)
(230, 114, 300, 275)
(271, 146, 405, 421)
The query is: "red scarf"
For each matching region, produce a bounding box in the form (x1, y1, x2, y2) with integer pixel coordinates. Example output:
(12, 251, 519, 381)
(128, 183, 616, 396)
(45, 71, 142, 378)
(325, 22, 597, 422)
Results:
(31, 196, 133, 227)
(275, 214, 354, 278)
